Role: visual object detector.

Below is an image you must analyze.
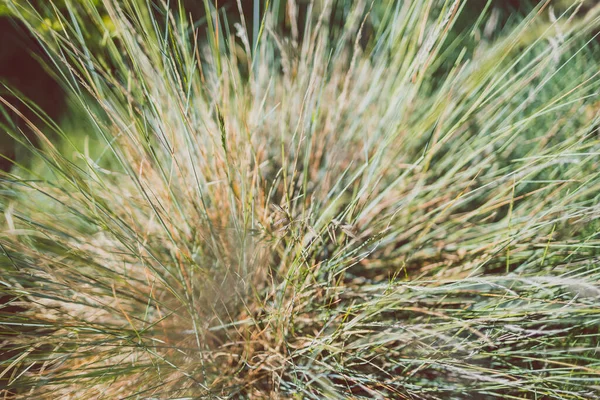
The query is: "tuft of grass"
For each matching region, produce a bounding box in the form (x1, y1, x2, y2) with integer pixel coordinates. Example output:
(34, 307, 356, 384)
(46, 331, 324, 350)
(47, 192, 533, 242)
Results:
(1, 0, 600, 398)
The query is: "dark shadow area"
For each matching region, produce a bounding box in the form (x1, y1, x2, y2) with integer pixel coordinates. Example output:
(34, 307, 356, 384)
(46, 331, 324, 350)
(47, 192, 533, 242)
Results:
(0, 17, 66, 171)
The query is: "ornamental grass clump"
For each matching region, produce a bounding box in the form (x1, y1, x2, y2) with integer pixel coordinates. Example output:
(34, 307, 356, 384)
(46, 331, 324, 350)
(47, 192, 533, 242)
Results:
(1, 0, 600, 398)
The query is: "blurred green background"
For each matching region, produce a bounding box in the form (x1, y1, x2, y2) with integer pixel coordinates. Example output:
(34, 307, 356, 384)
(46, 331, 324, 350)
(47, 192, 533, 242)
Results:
(0, 0, 594, 171)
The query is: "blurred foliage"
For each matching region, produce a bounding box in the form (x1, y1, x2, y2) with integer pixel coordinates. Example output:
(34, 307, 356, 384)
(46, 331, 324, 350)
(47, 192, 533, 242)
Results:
(0, 0, 598, 170)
